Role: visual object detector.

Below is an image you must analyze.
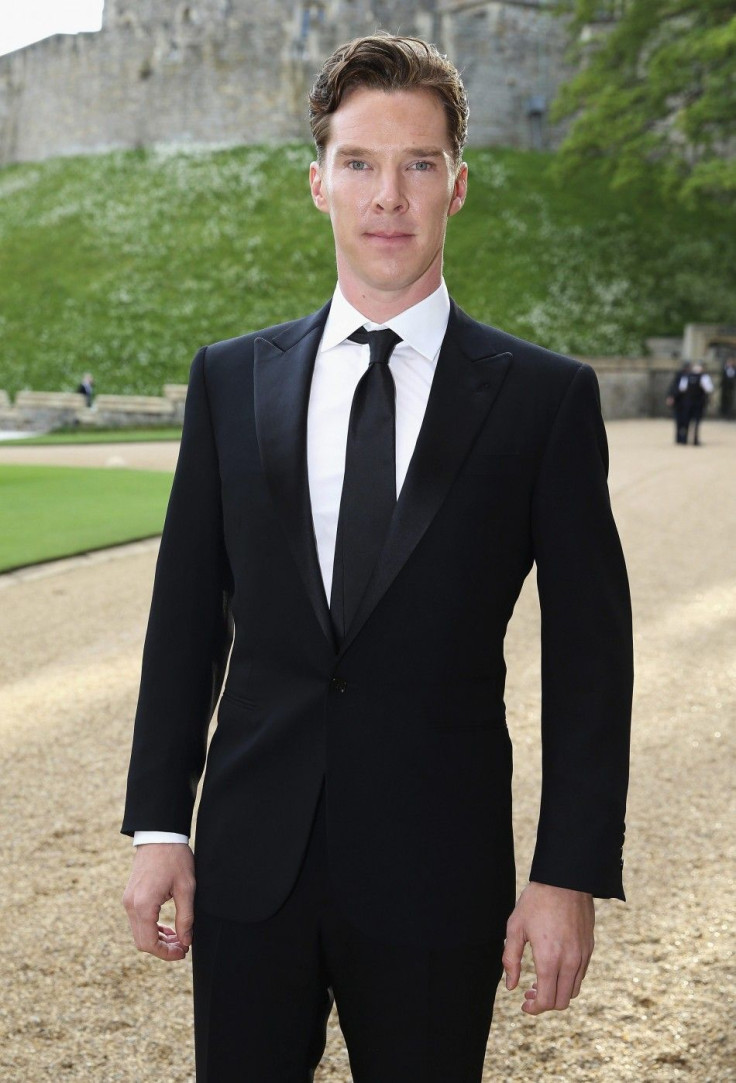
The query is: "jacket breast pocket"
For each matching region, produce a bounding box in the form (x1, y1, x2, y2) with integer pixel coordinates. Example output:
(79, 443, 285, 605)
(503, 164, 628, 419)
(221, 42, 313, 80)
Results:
(216, 688, 263, 738)
(219, 688, 259, 712)
(464, 451, 531, 478)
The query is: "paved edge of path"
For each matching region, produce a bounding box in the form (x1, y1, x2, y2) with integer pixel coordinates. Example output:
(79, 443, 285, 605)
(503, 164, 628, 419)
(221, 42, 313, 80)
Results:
(0, 537, 161, 590)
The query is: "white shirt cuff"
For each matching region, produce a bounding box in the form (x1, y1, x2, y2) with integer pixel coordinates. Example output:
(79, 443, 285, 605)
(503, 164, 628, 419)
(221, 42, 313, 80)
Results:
(133, 830, 189, 846)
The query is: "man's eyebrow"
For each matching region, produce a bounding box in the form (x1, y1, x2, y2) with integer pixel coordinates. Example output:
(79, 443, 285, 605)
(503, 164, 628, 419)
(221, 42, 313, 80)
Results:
(405, 148, 446, 158)
(334, 146, 447, 158)
(334, 146, 370, 158)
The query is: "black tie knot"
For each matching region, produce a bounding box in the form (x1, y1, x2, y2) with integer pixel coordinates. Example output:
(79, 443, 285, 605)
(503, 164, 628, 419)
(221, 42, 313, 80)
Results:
(349, 327, 402, 365)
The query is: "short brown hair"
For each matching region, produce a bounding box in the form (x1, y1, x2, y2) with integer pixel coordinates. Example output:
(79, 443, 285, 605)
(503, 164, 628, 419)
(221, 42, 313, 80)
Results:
(308, 33, 469, 166)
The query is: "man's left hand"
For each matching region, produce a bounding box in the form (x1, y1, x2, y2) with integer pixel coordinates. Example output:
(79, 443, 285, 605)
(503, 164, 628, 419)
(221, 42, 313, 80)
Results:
(502, 881, 595, 1014)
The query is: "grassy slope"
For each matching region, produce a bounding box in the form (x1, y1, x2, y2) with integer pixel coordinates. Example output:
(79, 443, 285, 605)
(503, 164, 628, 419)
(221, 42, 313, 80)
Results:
(1, 144, 735, 398)
(0, 464, 173, 571)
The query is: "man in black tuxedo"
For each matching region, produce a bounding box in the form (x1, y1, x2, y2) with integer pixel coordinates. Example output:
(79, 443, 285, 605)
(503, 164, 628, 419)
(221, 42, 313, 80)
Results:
(122, 33, 632, 1082)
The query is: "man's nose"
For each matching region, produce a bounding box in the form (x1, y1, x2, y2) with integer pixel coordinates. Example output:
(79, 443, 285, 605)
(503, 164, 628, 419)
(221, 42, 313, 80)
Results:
(374, 171, 406, 212)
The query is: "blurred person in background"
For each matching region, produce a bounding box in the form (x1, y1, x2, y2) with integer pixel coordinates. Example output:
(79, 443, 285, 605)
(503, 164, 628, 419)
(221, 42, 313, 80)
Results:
(680, 362, 714, 446)
(76, 372, 95, 407)
(720, 356, 736, 419)
(666, 361, 691, 444)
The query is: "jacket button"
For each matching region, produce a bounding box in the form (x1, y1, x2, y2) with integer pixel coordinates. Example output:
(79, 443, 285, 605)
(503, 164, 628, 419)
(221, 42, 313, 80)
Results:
(330, 677, 348, 693)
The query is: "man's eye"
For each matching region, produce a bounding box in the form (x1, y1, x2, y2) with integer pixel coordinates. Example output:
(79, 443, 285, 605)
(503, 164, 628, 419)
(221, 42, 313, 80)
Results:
(412, 161, 433, 172)
(347, 160, 368, 170)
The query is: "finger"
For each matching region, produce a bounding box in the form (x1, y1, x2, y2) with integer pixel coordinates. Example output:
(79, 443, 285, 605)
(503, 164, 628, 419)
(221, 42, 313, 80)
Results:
(174, 883, 195, 948)
(572, 938, 594, 998)
(128, 901, 163, 953)
(149, 939, 188, 961)
(157, 926, 189, 957)
(553, 962, 580, 1011)
(523, 967, 557, 1015)
(157, 926, 184, 945)
(142, 924, 188, 961)
(502, 926, 526, 991)
(129, 907, 187, 961)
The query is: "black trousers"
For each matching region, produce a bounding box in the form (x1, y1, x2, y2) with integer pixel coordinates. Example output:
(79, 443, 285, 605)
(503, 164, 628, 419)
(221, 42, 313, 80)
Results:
(192, 783, 505, 1082)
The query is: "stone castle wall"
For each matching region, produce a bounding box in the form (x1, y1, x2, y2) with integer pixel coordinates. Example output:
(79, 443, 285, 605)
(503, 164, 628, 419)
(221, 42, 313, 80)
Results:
(0, 1, 572, 165)
(442, 2, 569, 148)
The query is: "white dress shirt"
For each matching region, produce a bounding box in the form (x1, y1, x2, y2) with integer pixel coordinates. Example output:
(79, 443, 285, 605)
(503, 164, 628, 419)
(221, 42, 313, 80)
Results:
(134, 280, 450, 846)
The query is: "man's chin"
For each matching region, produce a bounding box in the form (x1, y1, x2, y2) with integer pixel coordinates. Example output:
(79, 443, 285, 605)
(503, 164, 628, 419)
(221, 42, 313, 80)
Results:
(339, 252, 441, 304)
(359, 266, 432, 296)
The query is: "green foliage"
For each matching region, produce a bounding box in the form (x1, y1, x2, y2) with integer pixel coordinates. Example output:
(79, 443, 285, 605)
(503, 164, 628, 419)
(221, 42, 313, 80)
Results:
(0, 464, 174, 572)
(454, 151, 736, 356)
(0, 143, 735, 395)
(551, 0, 736, 204)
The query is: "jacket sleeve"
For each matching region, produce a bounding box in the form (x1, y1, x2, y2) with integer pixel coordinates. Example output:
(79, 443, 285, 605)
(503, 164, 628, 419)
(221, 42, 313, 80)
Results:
(121, 346, 234, 836)
(529, 363, 633, 899)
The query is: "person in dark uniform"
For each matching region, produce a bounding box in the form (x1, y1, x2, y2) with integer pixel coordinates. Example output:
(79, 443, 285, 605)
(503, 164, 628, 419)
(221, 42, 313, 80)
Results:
(681, 363, 714, 445)
(720, 357, 736, 419)
(666, 362, 691, 444)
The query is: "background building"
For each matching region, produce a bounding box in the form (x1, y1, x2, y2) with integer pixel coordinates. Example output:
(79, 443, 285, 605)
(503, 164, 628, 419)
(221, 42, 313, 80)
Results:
(0, 0, 572, 164)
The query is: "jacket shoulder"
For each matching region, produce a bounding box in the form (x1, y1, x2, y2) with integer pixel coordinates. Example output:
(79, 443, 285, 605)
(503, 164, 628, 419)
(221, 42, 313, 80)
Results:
(199, 302, 331, 370)
(453, 303, 584, 380)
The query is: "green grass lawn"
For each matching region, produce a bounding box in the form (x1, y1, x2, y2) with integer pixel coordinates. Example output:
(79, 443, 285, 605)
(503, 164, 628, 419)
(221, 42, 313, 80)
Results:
(2, 428, 182, 446)
(0, 464, 173, 572)
(1, 144, 734, 399)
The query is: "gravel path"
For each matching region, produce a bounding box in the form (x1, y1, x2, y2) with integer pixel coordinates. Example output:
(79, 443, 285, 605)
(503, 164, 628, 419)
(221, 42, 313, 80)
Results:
(1, 419, 734, 1082)
(0, 442, 180, 472)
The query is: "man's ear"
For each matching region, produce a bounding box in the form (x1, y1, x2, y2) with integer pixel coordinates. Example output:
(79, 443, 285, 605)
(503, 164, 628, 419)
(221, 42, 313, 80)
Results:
(310, 162, 329, 214)
(448, 161, 468, 218)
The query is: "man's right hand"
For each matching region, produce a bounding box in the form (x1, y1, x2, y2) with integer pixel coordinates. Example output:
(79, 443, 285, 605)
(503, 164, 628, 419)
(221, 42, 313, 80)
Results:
(122, 843, 195, 961)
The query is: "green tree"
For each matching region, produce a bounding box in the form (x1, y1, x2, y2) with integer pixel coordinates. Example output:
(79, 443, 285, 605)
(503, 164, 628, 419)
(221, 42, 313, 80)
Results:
(551, 0, 736, 204)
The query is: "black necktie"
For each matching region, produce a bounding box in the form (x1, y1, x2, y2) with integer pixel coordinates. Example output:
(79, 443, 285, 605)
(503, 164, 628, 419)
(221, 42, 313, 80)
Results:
(330, 327, 402, 642)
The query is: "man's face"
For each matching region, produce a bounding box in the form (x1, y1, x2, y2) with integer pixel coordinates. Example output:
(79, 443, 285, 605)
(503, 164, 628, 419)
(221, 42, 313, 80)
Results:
(309, 87, 467, 312)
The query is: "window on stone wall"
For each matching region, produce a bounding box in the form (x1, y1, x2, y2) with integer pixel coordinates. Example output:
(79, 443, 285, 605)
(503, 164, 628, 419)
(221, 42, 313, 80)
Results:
(526, 95, 548, 151)
(300, 2, 326, 42)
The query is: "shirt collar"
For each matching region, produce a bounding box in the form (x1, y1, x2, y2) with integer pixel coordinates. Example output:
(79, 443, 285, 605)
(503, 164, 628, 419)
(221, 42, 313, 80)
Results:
(320, 280, 450, 362)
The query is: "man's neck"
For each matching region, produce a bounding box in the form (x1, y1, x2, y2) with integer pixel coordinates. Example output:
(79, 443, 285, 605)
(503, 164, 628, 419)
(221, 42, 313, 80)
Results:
(337, 280, 447, 330)
(337, 275, 443, 324)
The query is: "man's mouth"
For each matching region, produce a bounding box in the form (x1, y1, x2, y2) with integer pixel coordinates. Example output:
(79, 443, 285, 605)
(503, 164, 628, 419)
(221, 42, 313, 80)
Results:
(365, 231, 413, 241)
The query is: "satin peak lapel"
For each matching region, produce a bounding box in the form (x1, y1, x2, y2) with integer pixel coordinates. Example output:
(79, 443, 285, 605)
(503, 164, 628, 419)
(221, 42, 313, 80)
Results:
(338, 307, 513, 657)
(254, 304, 335, 648)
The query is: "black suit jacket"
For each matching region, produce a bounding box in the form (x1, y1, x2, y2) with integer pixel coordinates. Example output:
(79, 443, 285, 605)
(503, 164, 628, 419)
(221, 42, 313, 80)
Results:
(122, 300, 633, 949)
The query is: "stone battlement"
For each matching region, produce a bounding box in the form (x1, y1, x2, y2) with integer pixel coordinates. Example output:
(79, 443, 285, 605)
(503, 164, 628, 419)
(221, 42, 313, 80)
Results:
(0, 1, 572, 166)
